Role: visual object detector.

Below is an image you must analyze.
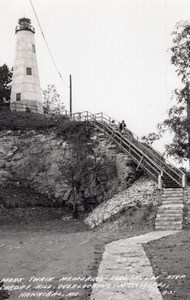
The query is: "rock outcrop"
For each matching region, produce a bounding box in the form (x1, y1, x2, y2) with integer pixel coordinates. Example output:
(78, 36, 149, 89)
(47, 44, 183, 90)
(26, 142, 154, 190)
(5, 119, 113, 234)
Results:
(0, 129, 138, 209)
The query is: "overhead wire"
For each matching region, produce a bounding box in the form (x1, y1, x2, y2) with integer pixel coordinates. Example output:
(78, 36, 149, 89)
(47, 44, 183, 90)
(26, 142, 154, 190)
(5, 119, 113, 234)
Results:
(29, 0, 70, 88)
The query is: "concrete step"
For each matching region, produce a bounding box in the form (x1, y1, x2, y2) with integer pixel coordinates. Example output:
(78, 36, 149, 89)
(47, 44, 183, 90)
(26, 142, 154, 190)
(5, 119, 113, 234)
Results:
(162, 193, 184, 197)
(156, 211, 183, 216)
(163, 189, 183, 191)
(159, 204, 183, 210)
(156, 222, 183, 227)
(163, 190, 183, 193)
(162, 196, 183, 199)
(162, 195, 183, 198)
(162, 199, 183, 203)
(163, 193, 183, 199)
(163, 187, 183, 190)
(157, 209, 183, 215)
(162, 201, 184, 205)
(155, 219, 182, 226)
(161, 200, 184, 204)
(156, 216, 183, 221)
(155, 225, 182, 230)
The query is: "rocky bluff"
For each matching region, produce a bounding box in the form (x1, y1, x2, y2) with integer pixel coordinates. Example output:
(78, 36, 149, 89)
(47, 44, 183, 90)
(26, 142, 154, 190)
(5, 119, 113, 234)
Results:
(0, 127, 138, 210)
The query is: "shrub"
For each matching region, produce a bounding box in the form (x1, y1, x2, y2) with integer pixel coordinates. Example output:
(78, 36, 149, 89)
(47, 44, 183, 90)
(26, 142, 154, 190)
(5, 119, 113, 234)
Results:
(147, 202, 154, 212)
(56, 120, 95, 139)
(142, 210, 149, 221)
(0, 281, 9, 299)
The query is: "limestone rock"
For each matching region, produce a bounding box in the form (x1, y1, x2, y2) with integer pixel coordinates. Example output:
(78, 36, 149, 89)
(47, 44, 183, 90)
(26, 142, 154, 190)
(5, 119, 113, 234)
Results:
(84, 176, 158, 228)
(0, 130, 137, 209)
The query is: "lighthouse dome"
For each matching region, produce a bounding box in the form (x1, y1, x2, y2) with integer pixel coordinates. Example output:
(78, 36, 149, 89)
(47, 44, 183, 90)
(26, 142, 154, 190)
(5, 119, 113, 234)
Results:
(15, 17, 35, 34)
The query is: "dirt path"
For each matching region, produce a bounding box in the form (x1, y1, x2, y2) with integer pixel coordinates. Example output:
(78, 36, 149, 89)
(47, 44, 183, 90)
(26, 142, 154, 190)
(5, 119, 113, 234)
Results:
(0, 184, 156, 300)
(0, 222, 97, 300)
(0, 217, 151, 300)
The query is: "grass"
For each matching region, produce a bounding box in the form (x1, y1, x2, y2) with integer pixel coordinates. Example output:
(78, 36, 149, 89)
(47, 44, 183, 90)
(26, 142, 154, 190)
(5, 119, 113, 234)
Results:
(0, 110, 94, 139)
(143, 229, 190, 300)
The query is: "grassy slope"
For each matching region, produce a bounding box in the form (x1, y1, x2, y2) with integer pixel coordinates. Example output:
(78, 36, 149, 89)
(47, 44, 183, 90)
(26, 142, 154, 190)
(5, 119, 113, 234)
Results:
(143, 229, 190, 300)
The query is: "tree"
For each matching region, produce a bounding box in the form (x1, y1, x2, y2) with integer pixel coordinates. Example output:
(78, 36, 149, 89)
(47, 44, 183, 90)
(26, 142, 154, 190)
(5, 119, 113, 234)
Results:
(141, 132, 163, 146)
(59, 122, 96, 217)
(42, 84, 65, 114)
(164, 21, 190, 165)
(0, 64, 12, 104)
(142, 21, 190, 167)
(59, 122, 116, 217)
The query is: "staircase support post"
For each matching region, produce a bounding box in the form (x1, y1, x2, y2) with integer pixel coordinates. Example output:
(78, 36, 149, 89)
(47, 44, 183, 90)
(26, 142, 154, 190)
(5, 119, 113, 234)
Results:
(182, 174, 186, 205)
(182, 174, 186, 188)
(158, 173, 162, 205)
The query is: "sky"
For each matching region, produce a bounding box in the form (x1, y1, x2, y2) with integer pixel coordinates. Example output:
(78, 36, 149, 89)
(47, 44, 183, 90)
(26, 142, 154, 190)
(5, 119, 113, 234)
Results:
(0, 0, 190, 158)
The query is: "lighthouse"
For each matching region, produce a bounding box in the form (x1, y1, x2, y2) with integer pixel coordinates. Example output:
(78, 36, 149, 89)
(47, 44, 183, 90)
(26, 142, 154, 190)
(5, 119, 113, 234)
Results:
(10, 18, 43, 114)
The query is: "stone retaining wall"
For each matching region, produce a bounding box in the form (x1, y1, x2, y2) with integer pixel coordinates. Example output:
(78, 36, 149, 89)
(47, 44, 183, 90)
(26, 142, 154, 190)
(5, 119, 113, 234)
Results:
(85, 175, 158, 228)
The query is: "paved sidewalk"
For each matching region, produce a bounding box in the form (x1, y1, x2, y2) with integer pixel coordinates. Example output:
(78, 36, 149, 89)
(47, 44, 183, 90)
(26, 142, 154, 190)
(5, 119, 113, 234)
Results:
(90, 231, 179, 300)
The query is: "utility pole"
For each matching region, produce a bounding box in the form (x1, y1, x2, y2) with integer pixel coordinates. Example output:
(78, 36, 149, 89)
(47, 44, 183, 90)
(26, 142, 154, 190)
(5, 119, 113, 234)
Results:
(69, 74, 72, 117)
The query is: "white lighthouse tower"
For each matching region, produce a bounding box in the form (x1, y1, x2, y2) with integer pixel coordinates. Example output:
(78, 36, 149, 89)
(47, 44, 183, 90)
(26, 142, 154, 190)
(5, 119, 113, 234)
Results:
(10, 18, 43, 113)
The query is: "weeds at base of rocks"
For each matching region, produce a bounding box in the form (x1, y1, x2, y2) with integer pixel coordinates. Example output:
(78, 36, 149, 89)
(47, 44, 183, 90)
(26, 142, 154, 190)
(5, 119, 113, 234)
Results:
(0, 281, 9, 300)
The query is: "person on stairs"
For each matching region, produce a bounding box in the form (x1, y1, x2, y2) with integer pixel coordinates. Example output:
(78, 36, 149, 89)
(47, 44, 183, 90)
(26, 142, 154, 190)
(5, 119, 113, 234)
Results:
(111, 120, 118, 131)
(119, 120, 126, 134)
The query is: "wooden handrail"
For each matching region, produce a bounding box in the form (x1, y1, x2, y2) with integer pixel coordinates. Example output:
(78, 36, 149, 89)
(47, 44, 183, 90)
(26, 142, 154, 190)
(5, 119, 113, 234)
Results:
(61, 109, 186, 188)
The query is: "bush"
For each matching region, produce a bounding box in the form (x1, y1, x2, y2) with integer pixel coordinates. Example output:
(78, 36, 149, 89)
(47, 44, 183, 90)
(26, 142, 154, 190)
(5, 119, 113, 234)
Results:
(0, 281, 9, 299)
(142, 210, 149, 221)
(146, 202, 154, 212)
(56, 120, 95, 139)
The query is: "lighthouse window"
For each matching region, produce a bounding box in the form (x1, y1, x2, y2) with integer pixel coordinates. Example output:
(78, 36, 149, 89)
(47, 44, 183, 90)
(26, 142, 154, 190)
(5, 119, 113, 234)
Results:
(16, 93, 21, 101)
(26, 68, 32, 75)
(32, 44, 36, 53)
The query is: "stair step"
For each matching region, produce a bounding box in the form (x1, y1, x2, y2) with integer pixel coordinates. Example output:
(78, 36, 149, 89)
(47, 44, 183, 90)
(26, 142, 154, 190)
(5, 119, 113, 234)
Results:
(157, 213, 183, 217)
(156, 215, 183, 221)
(155, 220, 182, 225)
(162, 197, 183, 200)
(163, 188, 183, 193)
(163, 182, 180, 185)
(162, 196, 183, 199)
(163, 179, 179, 186)
(164, 185, 181, 188)
(162, 203, 183, 207)
(157, 210, 183, 215)
(155, 225, 182, 230)
(156, 222, 183, 227)
(162, 201, 183, 205)
(157, 209, 183, 214)
(159, 204, 183, 209)
(162, 201, 184, 204)
(164, 186, 181, 189)
(162, 192, 183, 195)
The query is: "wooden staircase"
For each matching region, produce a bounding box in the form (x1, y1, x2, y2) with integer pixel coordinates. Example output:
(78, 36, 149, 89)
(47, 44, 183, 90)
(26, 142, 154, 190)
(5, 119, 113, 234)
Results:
(62, 110, 186, 230)
(155, 188, 184, 230)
